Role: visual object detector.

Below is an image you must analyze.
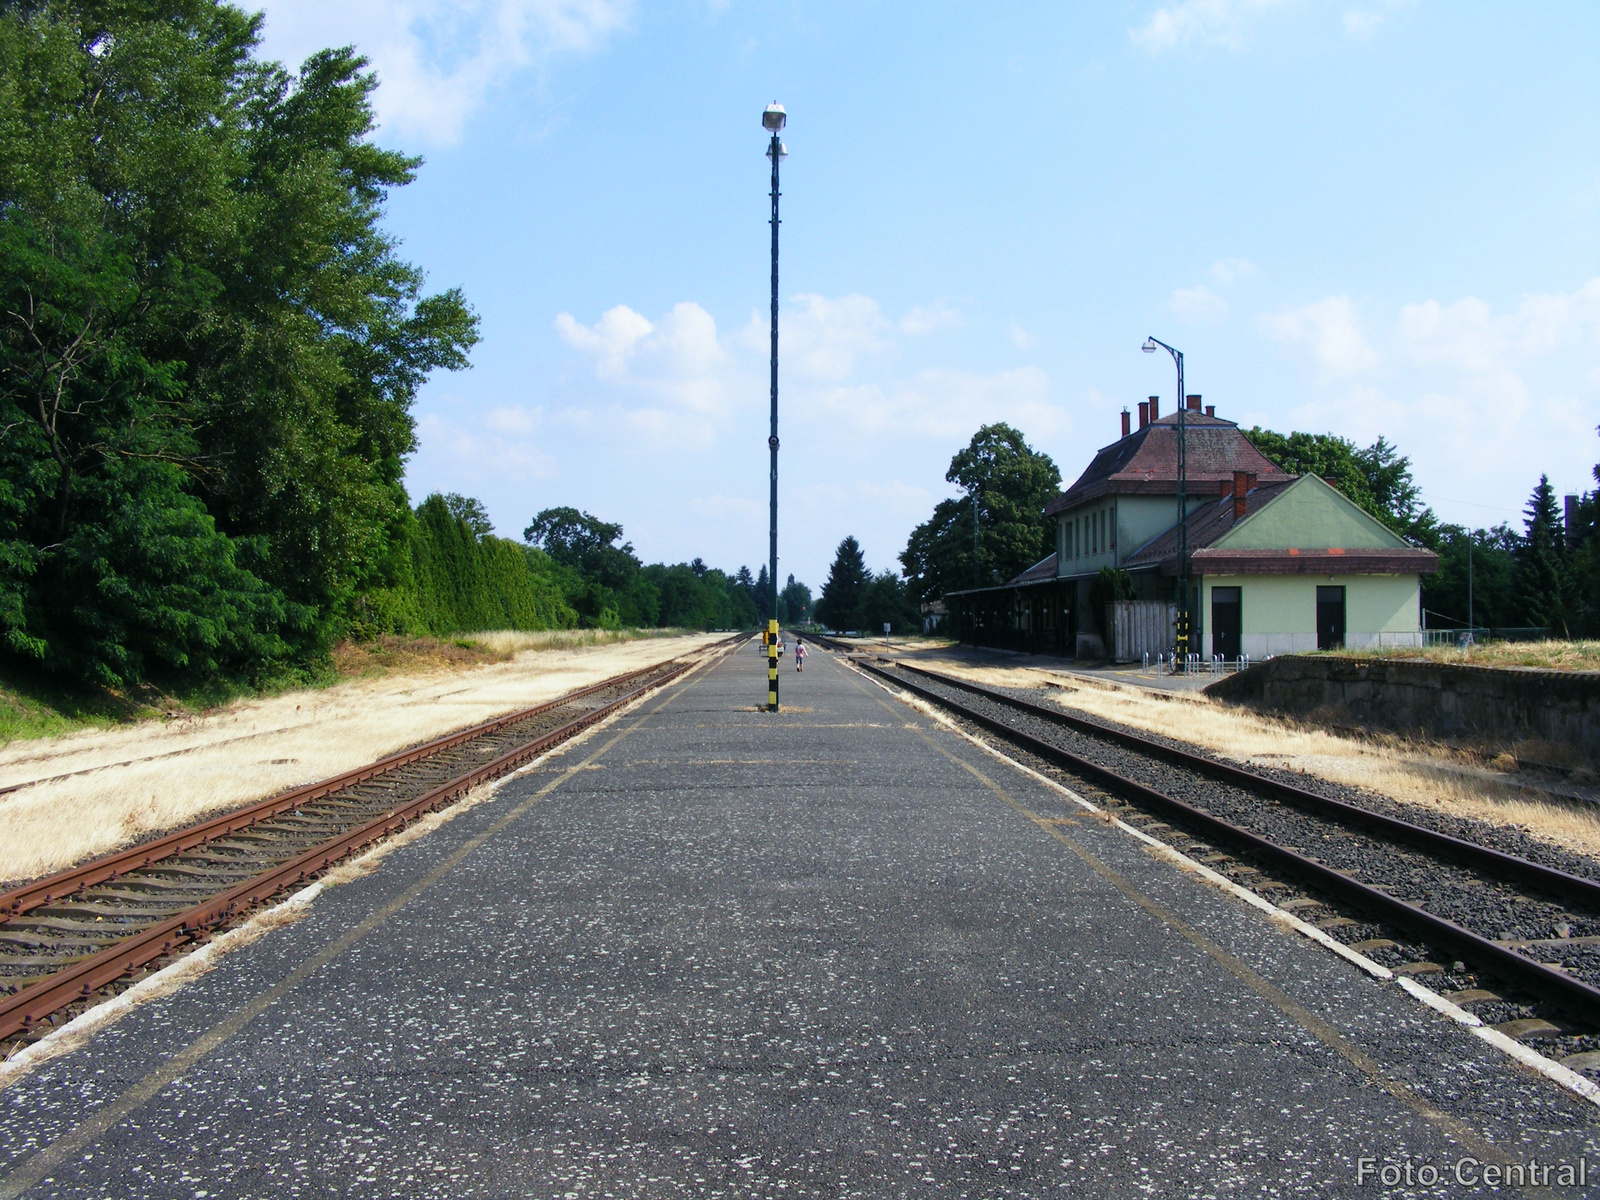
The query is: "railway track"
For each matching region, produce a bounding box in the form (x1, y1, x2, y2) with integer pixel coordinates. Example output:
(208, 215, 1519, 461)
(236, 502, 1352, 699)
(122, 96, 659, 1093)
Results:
(848, 653, 1600, 1066)
(0, 640, 734, 1050)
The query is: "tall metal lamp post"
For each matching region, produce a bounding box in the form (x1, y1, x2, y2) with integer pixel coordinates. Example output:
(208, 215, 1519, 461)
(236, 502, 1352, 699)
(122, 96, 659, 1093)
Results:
(1143, 336, 1189, 667)
(763, 103, 787, 712)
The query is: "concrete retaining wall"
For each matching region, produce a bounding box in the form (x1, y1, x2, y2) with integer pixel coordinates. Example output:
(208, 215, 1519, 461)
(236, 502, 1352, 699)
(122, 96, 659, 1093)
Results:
(1204, 655, 1600, 769)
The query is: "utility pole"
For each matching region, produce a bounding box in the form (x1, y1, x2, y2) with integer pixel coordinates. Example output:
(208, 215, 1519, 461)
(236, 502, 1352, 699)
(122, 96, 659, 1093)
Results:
(1467, 536, 1474, 641)
(1143, 337, 1188, 667)
(763, 103, 786, 712)
(972, 487, 981, 586)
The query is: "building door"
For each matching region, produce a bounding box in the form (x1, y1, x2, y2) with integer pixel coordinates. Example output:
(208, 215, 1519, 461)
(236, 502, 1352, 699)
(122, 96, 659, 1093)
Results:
(1316, 585, 1346, 649)
(1211, 587, 1242, 660)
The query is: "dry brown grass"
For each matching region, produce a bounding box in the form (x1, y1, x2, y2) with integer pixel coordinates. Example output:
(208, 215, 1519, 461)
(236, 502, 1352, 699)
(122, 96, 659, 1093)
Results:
(1321, 639, 1600, 672)
(0, 632, 724, 886)
(912, 654, 1600, 865)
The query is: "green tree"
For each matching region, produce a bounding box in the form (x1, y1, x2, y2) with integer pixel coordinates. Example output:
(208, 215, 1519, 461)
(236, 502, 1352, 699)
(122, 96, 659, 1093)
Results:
(858, 571, 920, 634)
(442, 494, 493, 539)
(1244, 429, 1433, 542)
(1514, 475, 1571, 633)
(753, 564, 772, 623)
(816, 536, 870, 629)
(1422, 524, 1521, 631)
(523, 507, 640, 591)
(901, 423, 1061, 603)
(0, 1, 477, 684)
(779, 574, 812, 625)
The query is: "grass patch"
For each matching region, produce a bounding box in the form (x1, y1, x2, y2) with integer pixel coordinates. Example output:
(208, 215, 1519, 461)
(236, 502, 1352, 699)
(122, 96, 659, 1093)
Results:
(1317, 640, 1600, 672)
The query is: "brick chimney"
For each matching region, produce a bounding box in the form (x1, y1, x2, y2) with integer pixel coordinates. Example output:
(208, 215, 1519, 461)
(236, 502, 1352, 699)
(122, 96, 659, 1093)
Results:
(1121, 408, 1131, 437)
(1232, 471, 1251, 519)
(1204, 405, 1215, 417)
(1149, 394, 1160, 420)
(1186, 393, 1202, 412)
(1138, 400, 1150, 429)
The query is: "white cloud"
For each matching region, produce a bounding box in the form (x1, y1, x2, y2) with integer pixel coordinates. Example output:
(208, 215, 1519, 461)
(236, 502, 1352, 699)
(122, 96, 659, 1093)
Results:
(416, 412, 559, 483)
(1397, 279, 1600, 373)
(1171, 284, 1229, 323)
(689, 494, 763, 523)
(761, 293, 893, 382)
(557, 302, 732, 415)
(484, 405, 541, 435)
(1260, 295, 1379, 378)
(1209, 257, 1259, 285)
(555, 304, 653, 372)
(1131, 0, 1292, 53)
(1010, 324, 1038, 350)
(1343, 9, 1383, 37)
(257, 0, 632, 143)
(899, 303, 962, 337)
(810, 367, 1063, 442)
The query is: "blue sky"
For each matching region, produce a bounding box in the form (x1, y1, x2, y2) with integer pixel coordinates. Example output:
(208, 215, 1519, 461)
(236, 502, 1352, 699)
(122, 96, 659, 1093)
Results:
(256, 0, 1600, 590)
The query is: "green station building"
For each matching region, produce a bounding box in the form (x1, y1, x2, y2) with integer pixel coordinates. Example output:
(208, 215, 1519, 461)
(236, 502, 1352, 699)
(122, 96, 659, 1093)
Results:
(948, 396, 1437, 661)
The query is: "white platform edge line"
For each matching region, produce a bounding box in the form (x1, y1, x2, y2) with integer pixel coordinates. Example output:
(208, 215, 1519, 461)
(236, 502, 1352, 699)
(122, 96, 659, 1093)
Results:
(852, 662, 1600, 1111)
(0, 645, 734, 1090)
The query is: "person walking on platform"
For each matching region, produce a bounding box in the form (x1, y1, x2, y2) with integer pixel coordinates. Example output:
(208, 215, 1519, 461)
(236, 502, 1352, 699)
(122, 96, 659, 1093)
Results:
(794, 640, 807, 672)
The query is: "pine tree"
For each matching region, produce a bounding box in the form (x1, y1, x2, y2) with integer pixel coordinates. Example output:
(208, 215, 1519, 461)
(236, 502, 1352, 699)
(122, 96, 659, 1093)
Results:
(816, 537, 871, 630)
(753, 565, 772, 623)
(1513, 475, 1569, 633)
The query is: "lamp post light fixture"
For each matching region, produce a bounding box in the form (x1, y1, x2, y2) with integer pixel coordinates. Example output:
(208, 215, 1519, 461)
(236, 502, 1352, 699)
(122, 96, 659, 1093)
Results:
(764, 103, 787, 712)
(1142, 336, 1190, 667)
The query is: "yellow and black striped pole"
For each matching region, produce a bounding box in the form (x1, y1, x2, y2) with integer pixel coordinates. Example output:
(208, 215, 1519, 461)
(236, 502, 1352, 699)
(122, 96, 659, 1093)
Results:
(767, 618, 780, 712)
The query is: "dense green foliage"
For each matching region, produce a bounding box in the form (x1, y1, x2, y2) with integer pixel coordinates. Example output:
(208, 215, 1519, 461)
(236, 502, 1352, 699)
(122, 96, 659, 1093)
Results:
(779, 574, 812, 625)
(815, 537, 918, 633)
(0, 0, 478, 686)
(899, 424, 1062, 604)
(406, 496, 571, 635)
(523, 507, 761, 631)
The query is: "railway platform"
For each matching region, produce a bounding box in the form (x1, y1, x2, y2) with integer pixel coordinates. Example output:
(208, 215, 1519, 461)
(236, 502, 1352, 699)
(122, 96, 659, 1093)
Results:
(1, 643, 1597, 1197)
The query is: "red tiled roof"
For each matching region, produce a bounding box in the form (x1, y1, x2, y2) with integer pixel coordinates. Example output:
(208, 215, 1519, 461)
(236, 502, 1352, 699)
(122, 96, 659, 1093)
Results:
(1044, 413, 1292, 516)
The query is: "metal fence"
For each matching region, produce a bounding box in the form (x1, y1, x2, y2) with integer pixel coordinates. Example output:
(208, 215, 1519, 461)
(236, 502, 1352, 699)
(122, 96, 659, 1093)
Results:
(1423, 626, 1554, 648)
(1143, 652, 1251, 677)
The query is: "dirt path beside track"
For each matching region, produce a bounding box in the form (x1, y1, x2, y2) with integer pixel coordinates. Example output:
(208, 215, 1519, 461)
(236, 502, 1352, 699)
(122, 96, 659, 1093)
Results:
(0, 633, 726, 886)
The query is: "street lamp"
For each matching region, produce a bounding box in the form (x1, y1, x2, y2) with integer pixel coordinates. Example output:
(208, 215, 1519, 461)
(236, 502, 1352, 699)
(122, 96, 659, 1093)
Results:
(1143, 336, 1190, 666)
(764, 104, 787, 712)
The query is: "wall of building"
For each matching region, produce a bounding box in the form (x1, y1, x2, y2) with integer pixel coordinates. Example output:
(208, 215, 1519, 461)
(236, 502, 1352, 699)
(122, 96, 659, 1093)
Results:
(1200, 573, 1421, 658)
(1056, 495, 1207, 580)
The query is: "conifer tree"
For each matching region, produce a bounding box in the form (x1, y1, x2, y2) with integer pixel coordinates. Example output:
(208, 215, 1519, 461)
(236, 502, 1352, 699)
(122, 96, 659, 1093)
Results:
(1514, 475, 1570, 633)
(816, 536, 870, 629)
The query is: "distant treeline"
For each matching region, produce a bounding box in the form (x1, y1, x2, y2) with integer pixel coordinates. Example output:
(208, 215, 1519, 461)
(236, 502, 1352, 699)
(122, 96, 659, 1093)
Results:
(349, 498, 803, 641)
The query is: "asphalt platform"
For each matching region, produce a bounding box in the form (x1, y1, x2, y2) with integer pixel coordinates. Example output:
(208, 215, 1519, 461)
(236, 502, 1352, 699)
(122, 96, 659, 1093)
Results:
(2, 642, 1598, 1198)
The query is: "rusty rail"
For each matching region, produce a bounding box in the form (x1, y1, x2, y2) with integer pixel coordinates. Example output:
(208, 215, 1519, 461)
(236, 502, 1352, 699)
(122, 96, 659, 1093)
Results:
(0, 644, 725, 1042)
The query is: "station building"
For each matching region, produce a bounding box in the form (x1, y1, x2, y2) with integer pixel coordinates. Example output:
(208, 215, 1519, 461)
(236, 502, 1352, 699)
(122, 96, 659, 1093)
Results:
(947, 395, 1437, 660)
